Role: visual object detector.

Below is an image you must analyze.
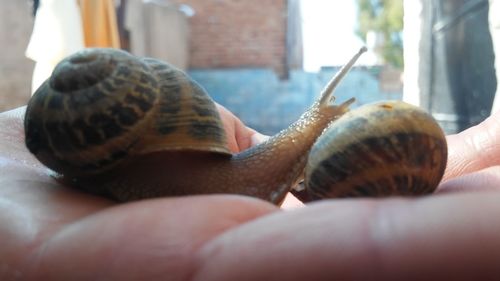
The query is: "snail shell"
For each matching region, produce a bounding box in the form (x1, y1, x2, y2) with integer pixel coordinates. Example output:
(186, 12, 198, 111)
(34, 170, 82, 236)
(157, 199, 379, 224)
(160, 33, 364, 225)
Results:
(305, 101, 447, 199)
(24, 48, 230, 179)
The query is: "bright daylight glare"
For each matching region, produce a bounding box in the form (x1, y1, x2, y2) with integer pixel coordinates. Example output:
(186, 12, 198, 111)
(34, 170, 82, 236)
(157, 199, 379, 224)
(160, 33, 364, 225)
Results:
(301, 0, 376, 71)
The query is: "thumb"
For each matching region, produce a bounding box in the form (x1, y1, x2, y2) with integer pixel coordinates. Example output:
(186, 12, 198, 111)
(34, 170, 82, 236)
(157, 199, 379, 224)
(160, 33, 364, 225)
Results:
(444, 112, 500, 181)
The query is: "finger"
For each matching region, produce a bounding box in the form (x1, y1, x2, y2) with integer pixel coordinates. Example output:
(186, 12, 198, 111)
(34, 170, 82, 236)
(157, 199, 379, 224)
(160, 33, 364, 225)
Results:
(250, 132, 270, 147)
(0, 107, 28, 160)
(194, 192, 500, 281)
(438, 165, 500, 193)
(281, 193, 305, 209)
(214, 103, 241, 152)
(215, 103, 255, 152)
(0, 106, 25, 121)
(26, 195, 278, 279)
(444, 113, 500, 180)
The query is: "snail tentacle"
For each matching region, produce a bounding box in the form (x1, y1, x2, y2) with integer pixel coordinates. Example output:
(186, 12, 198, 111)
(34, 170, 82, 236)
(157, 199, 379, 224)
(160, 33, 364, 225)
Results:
(319, 46, 367, 105)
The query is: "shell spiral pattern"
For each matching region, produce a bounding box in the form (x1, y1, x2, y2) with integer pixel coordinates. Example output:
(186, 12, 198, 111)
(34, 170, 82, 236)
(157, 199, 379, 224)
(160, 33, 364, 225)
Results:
(24, 48, 229, 178)
(304, 101, 448, 199)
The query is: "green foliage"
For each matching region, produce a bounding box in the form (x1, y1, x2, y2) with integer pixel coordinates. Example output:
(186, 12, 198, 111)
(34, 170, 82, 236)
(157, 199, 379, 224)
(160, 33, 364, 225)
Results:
(356, 0, 404, 68)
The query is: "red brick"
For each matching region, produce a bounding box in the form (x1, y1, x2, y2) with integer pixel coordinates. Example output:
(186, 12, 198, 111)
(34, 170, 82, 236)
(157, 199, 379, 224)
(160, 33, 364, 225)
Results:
(170, 0, 287, 75)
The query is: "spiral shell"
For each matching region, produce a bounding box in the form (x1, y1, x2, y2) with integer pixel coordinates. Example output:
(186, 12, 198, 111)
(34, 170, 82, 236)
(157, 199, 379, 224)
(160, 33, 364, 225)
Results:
(24, 48, 230, 178)
(305, 101, 447, 199)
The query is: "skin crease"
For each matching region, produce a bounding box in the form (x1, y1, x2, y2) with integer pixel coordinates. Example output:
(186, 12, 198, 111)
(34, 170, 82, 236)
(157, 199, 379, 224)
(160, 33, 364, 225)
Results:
(1, 104, 500, 280)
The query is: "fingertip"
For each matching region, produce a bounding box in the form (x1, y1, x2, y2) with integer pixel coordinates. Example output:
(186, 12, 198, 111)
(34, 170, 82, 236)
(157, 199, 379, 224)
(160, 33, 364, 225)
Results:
(444, 113, 500, 179)
(280, 193, 305, 209)
(250, 132, 270, 146)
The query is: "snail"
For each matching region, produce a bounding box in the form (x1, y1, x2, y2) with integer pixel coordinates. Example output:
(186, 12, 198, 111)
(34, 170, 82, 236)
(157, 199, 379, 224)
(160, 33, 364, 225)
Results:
(304, 101, 447, 200)
(23, 47, 447, 204)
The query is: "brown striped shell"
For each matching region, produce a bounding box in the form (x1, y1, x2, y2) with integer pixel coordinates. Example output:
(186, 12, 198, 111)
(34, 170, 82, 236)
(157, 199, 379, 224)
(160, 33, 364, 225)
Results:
(24, 48, 230, 178)
(304, 101, 447, 199)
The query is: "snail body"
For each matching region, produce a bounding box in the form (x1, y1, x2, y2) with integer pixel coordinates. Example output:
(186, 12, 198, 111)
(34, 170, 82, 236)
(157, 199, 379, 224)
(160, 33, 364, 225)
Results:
(24, 47, 447, 204)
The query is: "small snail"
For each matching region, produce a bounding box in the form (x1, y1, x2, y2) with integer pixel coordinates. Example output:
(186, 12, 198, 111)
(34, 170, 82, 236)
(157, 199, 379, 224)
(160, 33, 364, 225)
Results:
(304, 101, 447, 200)
(24, 47, 447, 204)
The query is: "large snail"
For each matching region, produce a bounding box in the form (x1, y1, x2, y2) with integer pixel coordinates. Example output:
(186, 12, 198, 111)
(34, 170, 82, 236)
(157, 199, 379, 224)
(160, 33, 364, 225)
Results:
(24, 47, 447, 204)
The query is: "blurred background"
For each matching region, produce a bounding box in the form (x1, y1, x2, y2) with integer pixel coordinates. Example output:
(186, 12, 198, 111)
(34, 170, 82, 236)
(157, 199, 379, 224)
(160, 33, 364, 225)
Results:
(0, 0, 496, 134)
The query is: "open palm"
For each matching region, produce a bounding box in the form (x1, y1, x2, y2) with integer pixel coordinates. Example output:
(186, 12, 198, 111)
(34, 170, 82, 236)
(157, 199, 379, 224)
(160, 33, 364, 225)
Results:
(1, 105, 500, 281)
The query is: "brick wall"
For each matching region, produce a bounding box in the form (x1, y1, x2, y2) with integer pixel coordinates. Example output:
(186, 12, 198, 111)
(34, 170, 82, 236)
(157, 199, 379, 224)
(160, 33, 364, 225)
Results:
(0, 1, 290, 111)
(170, 0, 288, 75)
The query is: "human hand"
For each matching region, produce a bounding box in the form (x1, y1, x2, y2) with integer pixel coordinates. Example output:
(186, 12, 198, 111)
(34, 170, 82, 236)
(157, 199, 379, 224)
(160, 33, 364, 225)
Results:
(1, 105, 500, 280)
(0, 104, 285, 281)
